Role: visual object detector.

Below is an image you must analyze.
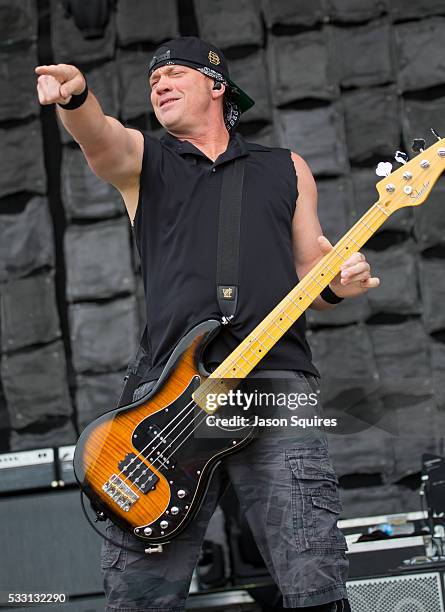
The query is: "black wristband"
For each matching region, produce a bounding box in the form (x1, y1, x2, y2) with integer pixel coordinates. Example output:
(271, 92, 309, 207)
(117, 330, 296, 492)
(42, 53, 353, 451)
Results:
(57, 79, 88, 110)
(320, 284, 344, 304)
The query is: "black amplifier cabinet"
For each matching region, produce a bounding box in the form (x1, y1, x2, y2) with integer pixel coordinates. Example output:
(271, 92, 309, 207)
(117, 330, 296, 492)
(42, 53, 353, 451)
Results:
(0, 489, 104, 600)
(0, 448, 56, 493)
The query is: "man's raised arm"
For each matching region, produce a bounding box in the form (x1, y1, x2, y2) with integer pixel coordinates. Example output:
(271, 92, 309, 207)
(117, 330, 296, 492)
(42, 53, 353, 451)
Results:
(35, 63, 143, 220)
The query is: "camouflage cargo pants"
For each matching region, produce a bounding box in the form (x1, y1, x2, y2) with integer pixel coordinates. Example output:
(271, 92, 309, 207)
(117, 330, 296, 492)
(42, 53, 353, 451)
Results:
(102, 370, 349, 610)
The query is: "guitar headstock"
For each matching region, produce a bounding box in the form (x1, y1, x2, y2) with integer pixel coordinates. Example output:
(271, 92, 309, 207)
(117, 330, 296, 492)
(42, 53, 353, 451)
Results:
(375, 136, 445, 213)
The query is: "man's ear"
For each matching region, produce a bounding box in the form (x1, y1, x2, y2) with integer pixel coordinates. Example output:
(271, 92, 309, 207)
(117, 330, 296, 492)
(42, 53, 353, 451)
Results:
(211, 81, 225, 99)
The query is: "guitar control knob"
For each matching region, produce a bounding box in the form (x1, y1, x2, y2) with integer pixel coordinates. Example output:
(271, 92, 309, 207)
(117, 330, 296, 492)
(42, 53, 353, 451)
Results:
(144, 527, 152, 536)
(177, 489, 186, 499)
(160, 520, 169, 529)
(171, 506, 179, 515)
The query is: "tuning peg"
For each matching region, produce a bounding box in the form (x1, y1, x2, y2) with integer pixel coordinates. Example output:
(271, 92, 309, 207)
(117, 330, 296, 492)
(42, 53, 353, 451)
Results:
(395, 151, 408, 165)
(375, 161, 393, 177)
(412, 138, 426, 153)
(431, 128, 441, 141)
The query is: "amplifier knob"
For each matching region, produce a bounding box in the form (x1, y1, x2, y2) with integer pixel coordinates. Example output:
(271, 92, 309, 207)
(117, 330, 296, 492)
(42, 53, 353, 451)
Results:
(143, 527, 152, 536)
(177, 489, 186, 499)
(160, 520, 169, 529)
(171, 506, 179, 515)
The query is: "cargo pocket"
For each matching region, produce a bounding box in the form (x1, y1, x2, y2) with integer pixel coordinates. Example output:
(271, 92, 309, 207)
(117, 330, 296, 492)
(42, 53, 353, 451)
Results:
(287, 450, 347, 554)
(100, 521, 128, 571)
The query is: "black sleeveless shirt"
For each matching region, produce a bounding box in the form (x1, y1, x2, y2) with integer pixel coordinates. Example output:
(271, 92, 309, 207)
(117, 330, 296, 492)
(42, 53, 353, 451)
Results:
(133, 130, 319, 380)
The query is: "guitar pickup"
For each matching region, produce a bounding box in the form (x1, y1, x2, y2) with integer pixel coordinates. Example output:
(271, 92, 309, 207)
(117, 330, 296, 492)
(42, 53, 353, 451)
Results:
(118, 453, 159, 494)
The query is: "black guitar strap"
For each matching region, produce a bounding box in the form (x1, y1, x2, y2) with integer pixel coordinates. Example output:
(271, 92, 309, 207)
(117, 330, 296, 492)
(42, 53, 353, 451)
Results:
(216, 157, 246, 324)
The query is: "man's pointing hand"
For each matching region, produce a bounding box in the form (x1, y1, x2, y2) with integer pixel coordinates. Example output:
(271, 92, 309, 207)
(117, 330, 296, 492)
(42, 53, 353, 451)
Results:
(35, 64, 86, 106)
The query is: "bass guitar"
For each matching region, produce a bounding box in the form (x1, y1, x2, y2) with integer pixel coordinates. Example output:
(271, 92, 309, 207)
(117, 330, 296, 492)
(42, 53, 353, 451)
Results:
(74, 135, 445, 545)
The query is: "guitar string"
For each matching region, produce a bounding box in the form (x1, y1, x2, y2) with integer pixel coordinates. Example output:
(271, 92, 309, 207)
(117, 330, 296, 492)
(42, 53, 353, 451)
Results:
(137, 407, 209, 491)
(106, 163, 443, 518)
(110, 206, 388, 496)
(114, 209, 385, 493)
(117, 397, 198, 478)
(139, 411, 216, 491)
(127, 400, 200, 476)
(141, 204, 394, 488)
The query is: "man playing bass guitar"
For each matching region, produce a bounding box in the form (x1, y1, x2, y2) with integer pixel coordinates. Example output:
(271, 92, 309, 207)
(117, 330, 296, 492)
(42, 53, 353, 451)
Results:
(36, 36, 379, 612)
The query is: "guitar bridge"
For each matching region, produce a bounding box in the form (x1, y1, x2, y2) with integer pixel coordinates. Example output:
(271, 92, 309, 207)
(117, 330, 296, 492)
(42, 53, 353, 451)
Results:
(103, 474, 139, 511)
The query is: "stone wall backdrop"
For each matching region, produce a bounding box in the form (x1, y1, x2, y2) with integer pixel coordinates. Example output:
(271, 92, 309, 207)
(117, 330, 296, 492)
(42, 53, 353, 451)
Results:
(1, 0, 445, 519)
